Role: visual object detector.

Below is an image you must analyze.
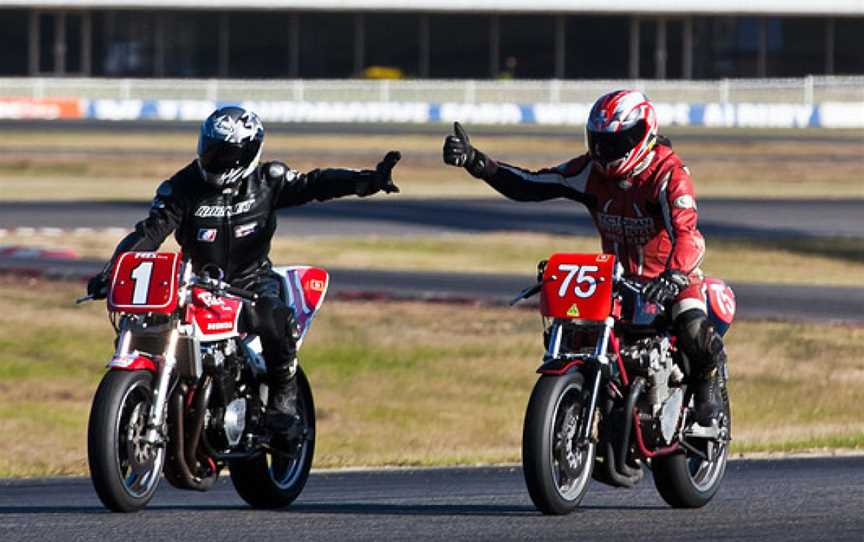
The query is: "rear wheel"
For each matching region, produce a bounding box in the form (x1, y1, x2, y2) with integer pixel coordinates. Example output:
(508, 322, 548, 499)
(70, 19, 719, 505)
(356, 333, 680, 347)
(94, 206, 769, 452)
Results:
(88, 370, 165, 513)
(652, 373, 731, 508)
(229, 368, 315, 509)
(522, 371, 596, 515)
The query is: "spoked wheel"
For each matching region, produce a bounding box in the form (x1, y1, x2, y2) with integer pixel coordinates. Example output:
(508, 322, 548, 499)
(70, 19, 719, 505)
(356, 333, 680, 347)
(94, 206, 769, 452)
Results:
(229, 368, 316, 509)
(653, 373, 732, 508)
(523, 371, 596, 515)
(88, 370, 165, 512)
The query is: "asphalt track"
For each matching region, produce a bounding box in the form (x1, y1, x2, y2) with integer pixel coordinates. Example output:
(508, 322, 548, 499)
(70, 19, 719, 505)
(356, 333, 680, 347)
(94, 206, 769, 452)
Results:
(2, 457, 863, 541)
(1, 197, 863, 238)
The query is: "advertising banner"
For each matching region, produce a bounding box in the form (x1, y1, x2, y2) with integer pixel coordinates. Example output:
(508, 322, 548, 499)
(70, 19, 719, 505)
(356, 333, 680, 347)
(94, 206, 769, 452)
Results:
(0, 98, 83, 120)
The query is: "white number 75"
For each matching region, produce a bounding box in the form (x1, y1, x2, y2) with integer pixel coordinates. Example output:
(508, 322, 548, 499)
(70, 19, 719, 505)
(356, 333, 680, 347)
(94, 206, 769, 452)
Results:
(557, 264, 599, 298)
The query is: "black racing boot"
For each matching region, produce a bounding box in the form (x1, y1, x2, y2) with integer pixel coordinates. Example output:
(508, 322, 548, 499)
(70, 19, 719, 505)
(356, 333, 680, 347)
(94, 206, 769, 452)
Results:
(265, 361, 302, 441)
(676, 310, 727, 426)
(691, 368, 721, 426)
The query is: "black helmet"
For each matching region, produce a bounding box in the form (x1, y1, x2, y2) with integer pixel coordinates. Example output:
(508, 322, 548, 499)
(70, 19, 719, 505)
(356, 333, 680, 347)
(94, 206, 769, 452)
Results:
(197, 106, 264, 188)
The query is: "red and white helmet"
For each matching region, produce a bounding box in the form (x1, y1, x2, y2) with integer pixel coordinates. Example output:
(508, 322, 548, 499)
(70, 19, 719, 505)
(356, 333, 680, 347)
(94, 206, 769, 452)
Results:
(585, 90, 658, 179)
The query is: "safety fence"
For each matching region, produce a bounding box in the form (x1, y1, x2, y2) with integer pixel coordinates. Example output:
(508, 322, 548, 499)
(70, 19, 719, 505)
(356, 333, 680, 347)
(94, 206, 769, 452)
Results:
(0, 76, 862, 128)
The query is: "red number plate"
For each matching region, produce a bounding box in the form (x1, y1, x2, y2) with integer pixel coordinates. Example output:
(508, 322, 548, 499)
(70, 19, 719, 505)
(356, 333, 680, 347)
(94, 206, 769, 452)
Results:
(108, 252, 181, 314)
(540, 253, 616, 321)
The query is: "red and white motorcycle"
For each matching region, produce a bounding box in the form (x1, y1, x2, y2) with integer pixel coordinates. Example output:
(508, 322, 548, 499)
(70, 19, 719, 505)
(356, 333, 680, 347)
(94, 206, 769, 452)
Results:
(82, 251, 328, 512)
(516, 253, 735, 514)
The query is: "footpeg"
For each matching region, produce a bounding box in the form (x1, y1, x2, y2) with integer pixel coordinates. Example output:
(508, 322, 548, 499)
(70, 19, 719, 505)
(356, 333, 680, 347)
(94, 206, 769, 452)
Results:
(684, 419, 720, 440)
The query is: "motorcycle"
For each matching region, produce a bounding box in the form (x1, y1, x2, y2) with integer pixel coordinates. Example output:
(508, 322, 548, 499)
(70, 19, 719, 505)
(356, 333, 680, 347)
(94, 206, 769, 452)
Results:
(80, 251, 328, 512)
(515, 253, 735, 515)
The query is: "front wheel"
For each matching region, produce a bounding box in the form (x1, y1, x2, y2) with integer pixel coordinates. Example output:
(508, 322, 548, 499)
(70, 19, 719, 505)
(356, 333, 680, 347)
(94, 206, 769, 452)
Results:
(88, 370, 165, 512)
(522, 371, 596, 515)
(652, 373, 731, 508)
(229, 368, 316, 509)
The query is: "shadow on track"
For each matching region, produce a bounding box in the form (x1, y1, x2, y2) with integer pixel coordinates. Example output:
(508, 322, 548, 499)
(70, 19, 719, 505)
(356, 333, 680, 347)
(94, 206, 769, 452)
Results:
(276, 502, 667, 516)
(0, 502, 668, 516)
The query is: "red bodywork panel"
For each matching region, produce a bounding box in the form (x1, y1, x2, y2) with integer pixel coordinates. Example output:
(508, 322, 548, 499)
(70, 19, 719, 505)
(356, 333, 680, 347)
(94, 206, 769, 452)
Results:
(189, 287, 243, 340)
(704, 277, 736, 325)
(109, 252, 180, 314)
(540, 253, 616, 322)
(278, 266, 330, 341)
(107, 353, 158, 372)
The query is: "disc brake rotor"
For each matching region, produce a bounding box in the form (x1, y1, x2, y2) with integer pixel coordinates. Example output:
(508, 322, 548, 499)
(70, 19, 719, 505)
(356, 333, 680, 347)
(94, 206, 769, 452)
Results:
(554, 404, 583, 478)
(125, 403, 155, 475)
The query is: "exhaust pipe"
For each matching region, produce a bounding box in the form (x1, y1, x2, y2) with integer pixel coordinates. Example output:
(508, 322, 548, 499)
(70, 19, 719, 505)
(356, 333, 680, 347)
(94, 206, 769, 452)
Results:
(184, 375, 213, 482)
(617, 376, 645, 479)
(165, 379, 213, 492)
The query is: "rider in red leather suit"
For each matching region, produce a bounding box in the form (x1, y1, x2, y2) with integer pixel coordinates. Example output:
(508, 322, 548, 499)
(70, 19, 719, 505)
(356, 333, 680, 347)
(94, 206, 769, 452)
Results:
(443, 89, 725, 424)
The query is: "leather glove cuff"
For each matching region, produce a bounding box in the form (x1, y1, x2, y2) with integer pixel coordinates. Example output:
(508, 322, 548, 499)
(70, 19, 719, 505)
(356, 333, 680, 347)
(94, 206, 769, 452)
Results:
(465, 150, 497, 179)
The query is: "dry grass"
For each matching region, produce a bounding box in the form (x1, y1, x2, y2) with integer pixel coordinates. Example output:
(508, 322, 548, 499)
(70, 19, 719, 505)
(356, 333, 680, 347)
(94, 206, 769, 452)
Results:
(0, 276, 862, 476)
(1, 130, 862, 200)
(3, 231, 863, 287)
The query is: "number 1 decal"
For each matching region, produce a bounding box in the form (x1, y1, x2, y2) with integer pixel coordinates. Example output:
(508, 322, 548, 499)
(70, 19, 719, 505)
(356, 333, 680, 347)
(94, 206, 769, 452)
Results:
(130, 261, 154, 305)
(557, 264, 599, 299)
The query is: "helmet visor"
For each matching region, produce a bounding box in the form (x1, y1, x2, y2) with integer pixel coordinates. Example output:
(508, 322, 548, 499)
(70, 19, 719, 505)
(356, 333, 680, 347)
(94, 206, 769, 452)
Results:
(587, 119, 647, 164)
(199, 139, 260, 175)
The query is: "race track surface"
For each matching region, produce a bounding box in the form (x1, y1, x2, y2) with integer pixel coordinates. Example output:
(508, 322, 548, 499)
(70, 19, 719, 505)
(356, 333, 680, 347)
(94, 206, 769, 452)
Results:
(2, 457, 863, 541)
(1, 197, 863, 238)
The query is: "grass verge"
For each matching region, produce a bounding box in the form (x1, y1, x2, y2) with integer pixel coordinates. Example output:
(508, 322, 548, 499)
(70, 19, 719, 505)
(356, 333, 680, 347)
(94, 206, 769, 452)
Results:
(1, 130, 862, 200)
(0, 277, 861, 476)
(3, 231, 863, 287)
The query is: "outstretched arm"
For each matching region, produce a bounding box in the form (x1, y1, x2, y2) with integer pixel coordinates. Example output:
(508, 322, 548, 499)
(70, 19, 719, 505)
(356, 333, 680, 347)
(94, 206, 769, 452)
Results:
(442, 122, 593, 204)
(274, 152, 401, 208)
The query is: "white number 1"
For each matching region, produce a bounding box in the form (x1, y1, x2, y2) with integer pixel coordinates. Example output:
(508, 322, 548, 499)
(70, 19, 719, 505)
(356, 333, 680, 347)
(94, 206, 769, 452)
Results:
(130, 261, 154, 305)
(557, 264, 599, 299)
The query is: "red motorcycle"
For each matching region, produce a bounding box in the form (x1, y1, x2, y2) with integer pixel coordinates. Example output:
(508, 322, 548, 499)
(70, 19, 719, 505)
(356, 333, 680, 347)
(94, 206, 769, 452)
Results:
(81, 251, 328, 512)
(515, 253, 735, 514)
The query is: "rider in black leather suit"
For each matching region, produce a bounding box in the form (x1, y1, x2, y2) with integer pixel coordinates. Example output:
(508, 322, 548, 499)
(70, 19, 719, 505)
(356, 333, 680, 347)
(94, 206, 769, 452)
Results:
(87, 106, 401, 436)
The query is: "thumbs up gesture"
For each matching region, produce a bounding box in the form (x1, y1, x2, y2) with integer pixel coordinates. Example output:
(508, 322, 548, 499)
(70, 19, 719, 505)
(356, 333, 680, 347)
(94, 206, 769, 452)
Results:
(442, 122, 476, 168)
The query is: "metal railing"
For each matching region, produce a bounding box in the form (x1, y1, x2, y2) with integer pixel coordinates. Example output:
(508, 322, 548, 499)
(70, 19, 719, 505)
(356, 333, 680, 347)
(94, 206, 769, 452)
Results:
(0, 76, 862, 105)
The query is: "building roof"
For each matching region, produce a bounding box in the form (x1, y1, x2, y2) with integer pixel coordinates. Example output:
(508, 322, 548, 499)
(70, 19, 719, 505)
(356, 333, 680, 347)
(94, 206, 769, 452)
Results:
(5, 0, 864, 16)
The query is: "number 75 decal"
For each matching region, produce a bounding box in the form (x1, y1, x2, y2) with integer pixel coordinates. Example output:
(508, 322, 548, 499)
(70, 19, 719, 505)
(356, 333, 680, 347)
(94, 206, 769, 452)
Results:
(557, 264, 599, 298)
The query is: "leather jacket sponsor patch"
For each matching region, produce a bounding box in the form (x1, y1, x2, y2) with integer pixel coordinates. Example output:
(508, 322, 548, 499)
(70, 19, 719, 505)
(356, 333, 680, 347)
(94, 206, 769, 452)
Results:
(596, 213, 656, 244)
(194, 199, 255, 218)
(234, 221, 258, 238)
(197, 228, 217, 242)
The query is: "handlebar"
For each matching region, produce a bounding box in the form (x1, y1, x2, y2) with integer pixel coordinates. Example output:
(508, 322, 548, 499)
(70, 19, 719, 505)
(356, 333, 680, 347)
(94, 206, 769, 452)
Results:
(188, 276, 259, 302)
(510, 272, 650, 306)
(616, 277, 647, 295)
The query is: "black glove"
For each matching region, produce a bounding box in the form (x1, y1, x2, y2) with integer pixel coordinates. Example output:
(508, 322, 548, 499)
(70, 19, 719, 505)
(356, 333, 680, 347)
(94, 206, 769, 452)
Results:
(374, 150, 401, 194)
(443, 122, 489, 178)
(643, 269, 690, 307)
(443, 122, 476, 167)
(87, 273, 109, 300)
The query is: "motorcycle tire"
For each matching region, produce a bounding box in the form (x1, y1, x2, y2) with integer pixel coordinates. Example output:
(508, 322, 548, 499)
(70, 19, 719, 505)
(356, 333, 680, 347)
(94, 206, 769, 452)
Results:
(229, 367, 316, 509)
(88, 370, 165, 513)
(522, 371, 596, 515)
(652, 375, 731, 508)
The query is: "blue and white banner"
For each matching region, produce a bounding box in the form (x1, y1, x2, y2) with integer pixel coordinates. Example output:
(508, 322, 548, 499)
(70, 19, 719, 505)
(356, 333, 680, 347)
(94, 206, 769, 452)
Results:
(80, 99, 863, 128)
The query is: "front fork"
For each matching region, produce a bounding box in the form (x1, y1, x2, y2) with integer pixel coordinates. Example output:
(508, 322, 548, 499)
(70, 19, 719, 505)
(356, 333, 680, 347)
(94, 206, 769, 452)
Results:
(546, 317, 615, 447)
(114, 323, 180, 446)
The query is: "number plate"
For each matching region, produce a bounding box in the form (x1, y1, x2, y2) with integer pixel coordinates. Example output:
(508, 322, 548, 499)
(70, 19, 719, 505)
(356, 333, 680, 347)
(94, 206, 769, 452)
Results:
(540, 253, 615, 321)
(108, 252, 181, 314)
(705, 277, 736, 326)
